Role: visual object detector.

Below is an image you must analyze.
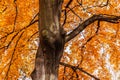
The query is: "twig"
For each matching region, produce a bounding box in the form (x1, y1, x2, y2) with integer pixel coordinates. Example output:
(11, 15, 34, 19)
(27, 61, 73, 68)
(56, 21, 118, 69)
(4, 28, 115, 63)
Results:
(4, 31, 24, 80)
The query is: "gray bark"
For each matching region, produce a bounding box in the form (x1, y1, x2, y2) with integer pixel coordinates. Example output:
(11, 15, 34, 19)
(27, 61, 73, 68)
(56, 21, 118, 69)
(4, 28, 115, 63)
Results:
(31, 0, 65, 80)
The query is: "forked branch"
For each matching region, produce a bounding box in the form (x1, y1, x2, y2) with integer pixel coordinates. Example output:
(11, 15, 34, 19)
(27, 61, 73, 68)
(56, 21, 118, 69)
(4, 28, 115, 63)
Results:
(60, 62, 100, 80)
(65, 14, 120, 42)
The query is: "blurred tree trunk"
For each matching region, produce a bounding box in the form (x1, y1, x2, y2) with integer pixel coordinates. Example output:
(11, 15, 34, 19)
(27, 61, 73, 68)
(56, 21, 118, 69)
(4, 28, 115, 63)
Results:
(31, 0, 65, 80)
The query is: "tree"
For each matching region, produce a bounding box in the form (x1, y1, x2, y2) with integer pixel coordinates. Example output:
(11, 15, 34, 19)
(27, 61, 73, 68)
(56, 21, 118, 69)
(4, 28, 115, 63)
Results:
(0, 0, 120, 80)
(31, 0, 120, 80)
(31, 0, 65, 80)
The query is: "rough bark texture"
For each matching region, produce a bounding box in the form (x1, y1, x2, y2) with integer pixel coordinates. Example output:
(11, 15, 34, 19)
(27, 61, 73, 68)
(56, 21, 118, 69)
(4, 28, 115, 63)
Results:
(31, 0, 65, 80)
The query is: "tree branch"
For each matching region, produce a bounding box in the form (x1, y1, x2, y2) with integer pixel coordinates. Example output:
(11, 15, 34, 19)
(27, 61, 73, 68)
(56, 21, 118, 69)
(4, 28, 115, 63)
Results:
(66, 0, 73, 8)
(65, 14, 120, 42)
(60, 62, 100, 80)
(5, 31, 24, 80)
(62, 0, 73, 27)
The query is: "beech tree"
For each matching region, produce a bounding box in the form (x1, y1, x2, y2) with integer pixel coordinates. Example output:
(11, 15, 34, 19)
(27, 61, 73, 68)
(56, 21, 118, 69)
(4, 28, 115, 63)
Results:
(31, 0, 65, 80)
(0, 0, 120, 80)
(31, 0, 120, 80)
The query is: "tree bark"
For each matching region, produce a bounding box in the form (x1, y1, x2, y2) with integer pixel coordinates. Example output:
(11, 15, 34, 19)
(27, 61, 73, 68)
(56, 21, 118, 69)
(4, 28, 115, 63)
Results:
(31, 0, 65, 80)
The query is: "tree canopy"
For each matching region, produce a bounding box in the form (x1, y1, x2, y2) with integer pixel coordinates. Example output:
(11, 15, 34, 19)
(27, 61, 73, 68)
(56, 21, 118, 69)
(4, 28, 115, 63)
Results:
(0, 0, 120, 80)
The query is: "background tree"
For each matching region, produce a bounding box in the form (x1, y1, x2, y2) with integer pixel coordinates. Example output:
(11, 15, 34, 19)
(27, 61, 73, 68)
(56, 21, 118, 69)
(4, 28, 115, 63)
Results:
(0, 0, 120, 80)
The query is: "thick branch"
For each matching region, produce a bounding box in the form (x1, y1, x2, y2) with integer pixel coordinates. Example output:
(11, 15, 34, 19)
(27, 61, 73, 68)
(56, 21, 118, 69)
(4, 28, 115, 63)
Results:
(65, 14, 120, 42)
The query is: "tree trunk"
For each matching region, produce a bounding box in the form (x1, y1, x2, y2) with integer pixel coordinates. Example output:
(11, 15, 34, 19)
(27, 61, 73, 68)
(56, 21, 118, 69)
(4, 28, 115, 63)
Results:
(31, 0, 65, 80)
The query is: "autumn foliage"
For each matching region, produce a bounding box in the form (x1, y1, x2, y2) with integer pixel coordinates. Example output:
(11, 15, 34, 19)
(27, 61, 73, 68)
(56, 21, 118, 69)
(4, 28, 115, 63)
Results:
(0, 0, 120, 80)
